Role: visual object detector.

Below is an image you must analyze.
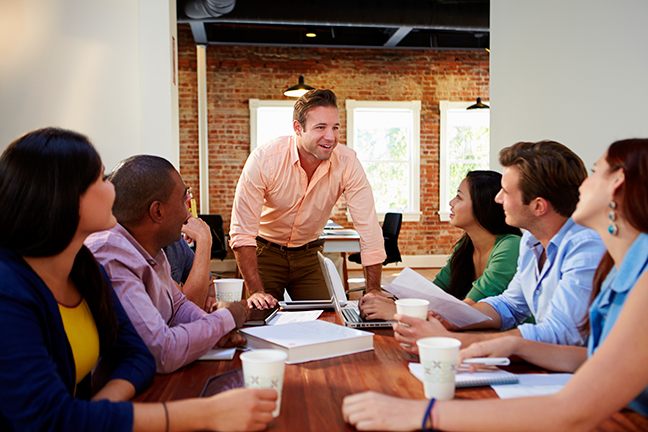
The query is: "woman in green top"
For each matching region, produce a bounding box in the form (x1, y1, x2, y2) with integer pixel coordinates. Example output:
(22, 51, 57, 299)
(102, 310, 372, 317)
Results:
(360, 171, 521, 320)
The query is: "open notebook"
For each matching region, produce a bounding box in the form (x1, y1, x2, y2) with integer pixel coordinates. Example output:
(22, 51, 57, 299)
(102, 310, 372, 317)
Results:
(409, 362, 519, 387)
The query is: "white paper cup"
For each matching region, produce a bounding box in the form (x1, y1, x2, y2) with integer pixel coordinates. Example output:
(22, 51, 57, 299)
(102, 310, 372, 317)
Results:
(416, 337, 461, 400)
(395, 299, 429, 321)
(240, 349, 287, 417)
(214, 278, 244, 302)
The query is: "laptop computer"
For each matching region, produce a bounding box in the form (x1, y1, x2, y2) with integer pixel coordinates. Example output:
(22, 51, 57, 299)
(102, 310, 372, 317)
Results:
(317, 252, 395, 328)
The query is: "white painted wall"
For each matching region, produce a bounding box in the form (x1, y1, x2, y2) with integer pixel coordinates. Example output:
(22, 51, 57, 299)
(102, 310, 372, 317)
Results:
(0, 0, 178, 172)
(490, 0, 648, 170)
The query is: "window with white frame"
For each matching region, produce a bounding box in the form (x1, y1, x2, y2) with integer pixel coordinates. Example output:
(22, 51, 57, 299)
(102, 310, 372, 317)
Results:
(438, 101, 490, 222)
(249, 99, 296, 152)
(346, 100, 421, 222)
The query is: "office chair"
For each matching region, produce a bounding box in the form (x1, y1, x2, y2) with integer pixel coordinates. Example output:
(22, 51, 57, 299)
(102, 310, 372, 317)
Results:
(198, 214, 228, 260)
(347, 212, 402, 296)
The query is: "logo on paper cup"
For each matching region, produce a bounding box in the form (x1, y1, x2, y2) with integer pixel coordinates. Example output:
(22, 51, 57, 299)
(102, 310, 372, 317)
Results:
(216, 291, 242, 302)
(245, 374, 284, 390)
(421, 359, 457, 384)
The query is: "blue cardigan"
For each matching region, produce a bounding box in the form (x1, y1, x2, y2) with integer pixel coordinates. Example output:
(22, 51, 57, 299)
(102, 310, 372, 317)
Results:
(0, 247, 156, 432)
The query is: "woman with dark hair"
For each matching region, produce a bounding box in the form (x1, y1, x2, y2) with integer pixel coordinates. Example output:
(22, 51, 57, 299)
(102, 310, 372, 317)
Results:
(361, 171, 521, 320)
(343, 139, 648, 431)
(0, 128, 276, 431)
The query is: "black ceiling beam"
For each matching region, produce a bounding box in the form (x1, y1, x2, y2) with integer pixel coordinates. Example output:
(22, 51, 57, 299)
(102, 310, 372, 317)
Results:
(178, 0, 489, 32)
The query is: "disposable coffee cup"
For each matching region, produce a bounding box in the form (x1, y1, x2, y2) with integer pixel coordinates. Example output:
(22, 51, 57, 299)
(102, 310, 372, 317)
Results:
(395, 299, 429, 321)
(214, 278, 244, 302)
(416, 337, 461, 400)
(240, 349, 287, 417)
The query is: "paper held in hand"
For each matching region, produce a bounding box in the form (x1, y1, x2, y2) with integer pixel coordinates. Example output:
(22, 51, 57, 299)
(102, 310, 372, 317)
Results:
(382, 267, 492, 328)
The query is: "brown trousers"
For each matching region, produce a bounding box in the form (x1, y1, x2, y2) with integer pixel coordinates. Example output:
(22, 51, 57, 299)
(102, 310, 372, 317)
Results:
(255, 239, 329, 301)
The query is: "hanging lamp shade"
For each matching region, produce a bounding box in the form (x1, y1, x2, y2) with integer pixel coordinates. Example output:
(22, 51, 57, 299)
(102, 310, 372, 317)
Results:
(284, 76, 314, 97)
(466, 97, 489, 110)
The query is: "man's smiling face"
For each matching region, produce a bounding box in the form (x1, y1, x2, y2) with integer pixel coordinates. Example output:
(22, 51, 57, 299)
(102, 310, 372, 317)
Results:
(294, 105, 340, 164)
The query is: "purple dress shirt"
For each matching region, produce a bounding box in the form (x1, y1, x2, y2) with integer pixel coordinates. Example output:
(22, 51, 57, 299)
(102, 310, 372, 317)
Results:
(85, 224, 235, 374)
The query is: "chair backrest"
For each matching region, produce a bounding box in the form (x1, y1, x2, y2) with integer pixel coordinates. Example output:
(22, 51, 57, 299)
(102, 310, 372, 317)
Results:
(198, 214, 227, 260)
(382, 212, 402, 265)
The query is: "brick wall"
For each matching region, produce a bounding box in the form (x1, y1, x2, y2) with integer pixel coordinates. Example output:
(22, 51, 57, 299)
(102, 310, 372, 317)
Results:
(177, 24, 489, 257)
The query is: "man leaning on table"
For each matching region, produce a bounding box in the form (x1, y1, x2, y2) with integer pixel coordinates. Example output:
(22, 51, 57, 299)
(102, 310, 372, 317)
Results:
(230, 89, 386, 309)
(394, 141, 606, 350)
(86, 155, 248, 373)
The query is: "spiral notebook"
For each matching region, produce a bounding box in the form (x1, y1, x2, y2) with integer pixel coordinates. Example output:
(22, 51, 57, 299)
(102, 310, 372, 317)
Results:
(409, 363, 519, 388)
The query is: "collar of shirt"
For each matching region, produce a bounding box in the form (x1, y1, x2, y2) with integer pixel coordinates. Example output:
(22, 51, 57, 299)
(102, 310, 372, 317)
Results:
(288, 134, 333, 186)
(606, 232, 648, 295)
(523, 218, 577, 264)
(113, 223, 166, 268)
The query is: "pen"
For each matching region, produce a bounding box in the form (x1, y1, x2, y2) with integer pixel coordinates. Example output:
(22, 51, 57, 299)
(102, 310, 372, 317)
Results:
(188, 187, 198, 218)
(462, 357, 510, 366)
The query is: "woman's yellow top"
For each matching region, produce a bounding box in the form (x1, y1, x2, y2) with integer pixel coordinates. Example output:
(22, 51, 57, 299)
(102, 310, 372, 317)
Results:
(58, 298, 100, 392)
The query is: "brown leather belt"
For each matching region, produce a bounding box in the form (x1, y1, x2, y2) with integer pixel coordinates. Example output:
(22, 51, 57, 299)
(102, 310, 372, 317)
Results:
(256, 236, 325, 252)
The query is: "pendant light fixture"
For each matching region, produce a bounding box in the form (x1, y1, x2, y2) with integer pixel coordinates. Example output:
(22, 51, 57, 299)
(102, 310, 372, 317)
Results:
(284, 30, 315, 98)
(284, 75, 314, 97)
(467, 34, 489, 110)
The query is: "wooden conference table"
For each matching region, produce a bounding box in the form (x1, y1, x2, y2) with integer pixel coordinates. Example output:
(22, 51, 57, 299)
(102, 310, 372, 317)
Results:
(134, 312, 648, 432)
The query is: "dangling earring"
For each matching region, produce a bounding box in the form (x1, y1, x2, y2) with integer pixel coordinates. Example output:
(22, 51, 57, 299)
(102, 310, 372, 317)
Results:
(608, 201, 619, 236)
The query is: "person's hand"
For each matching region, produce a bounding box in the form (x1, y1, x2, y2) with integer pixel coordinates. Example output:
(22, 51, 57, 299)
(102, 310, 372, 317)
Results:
(205, 388, 277, 431)
(361, 289, 389, 300)
(215, 300, 249, 328)
(393, 314, 449, 355)
(342, 391, 428, 431)
(458, 336, 519, 369)
(204, 280, 216, 312)
(428, 310, 459, 331)
(359, 296, 397, 321)
(182, 216, 212, 246)
(204, 296, 216, 313)
(215, 330, 247, 348)
(247, 291, 278, 309)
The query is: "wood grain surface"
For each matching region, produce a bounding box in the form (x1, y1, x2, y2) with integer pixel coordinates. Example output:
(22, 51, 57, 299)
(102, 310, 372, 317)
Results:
(134, 313, 648, 431)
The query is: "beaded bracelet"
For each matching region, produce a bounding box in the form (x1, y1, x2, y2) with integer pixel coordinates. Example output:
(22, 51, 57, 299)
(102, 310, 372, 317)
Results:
(422, 398, 436, 431)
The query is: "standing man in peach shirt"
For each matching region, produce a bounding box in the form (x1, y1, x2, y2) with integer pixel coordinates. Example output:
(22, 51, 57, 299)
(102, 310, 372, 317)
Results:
(230, 89, 386, 308)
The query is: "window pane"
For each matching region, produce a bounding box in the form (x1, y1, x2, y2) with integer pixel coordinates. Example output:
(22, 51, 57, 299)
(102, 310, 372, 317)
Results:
(438, 102, 490, 221)
(257, 107, 294, 146)
(448, 162, 489, 199)
(363, 161, 409, 212)
(354, 110, 411, 161)
(447, 125, 490, 161)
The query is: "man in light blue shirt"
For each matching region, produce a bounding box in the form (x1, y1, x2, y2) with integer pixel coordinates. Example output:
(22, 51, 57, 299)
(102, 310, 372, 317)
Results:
(481, 218, 604, 345)
(394, 140, 606, 350)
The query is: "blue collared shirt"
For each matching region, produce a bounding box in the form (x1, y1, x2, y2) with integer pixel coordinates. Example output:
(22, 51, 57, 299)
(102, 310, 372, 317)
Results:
(588, 232, 648, 415)
(480, 218, 606, 345)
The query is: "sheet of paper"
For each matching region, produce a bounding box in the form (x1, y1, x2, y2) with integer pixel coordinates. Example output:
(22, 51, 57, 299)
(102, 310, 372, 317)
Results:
(198, 348, 236, 361)
(492, 373, 573, 399)
(267, 310, 323, 326)
(382, 267, 491, 327)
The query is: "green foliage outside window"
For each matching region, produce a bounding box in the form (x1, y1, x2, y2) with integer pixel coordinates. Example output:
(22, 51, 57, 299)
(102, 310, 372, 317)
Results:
(355, 126, 410, 212)
(447, 125, 489, 197)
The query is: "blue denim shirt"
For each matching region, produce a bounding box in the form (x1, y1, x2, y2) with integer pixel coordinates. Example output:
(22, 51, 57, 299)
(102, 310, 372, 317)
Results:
(480, 218, 606, 345)
(588, 232, 648, 416)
